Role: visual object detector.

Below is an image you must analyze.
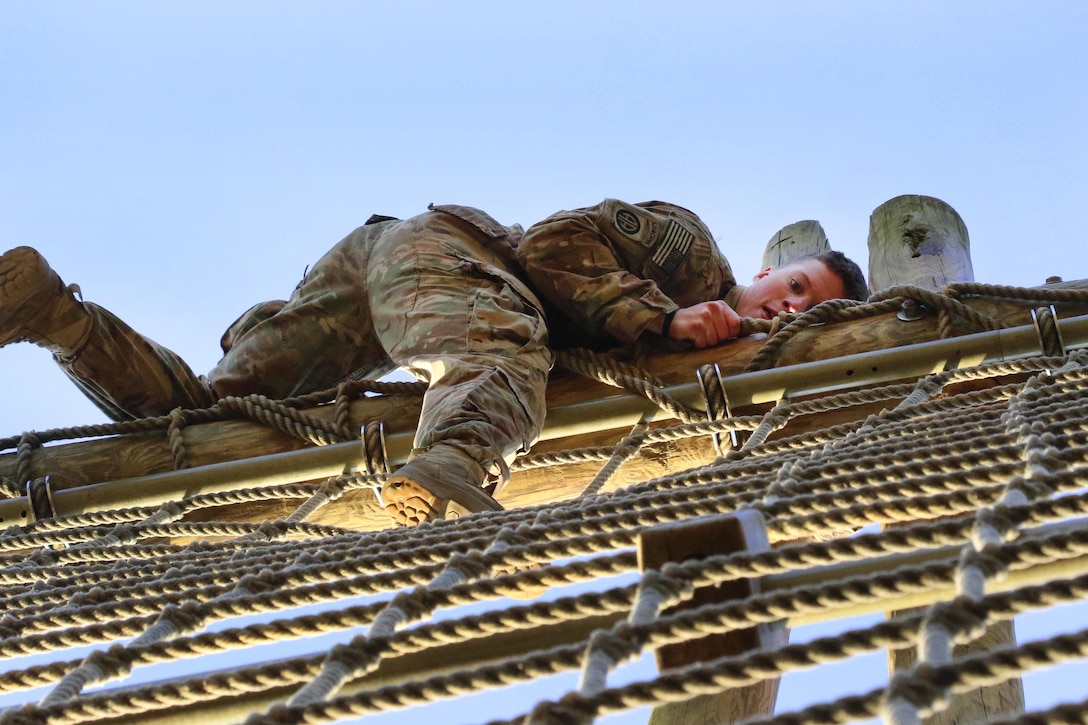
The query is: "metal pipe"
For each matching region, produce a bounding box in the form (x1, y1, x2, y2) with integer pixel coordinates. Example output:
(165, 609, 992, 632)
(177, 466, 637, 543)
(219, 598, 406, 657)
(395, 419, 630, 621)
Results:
(3, 312, 1087, 522)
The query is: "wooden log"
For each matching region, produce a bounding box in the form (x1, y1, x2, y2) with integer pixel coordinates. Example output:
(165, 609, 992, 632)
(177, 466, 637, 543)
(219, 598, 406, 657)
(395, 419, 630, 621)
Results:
(868, 194, 974, 292)
(761, 220, 830, 269)
(2, 281, 1087, 539)
(872, 196, 1023, 724)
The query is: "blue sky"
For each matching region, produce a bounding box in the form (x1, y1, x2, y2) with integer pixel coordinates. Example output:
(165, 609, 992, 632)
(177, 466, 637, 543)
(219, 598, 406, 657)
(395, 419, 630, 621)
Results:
(1, 2, 1087, 723)
(3, 1, 1087, 432)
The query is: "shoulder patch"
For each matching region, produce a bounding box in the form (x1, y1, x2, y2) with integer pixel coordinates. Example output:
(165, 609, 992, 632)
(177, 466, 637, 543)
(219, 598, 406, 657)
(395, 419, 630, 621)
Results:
(651, 220, 695, 275)
(614, 208, 641, 236)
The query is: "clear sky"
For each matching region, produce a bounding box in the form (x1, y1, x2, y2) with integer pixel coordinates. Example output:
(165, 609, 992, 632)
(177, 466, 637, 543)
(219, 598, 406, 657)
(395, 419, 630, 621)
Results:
(1, 2, 1086, 723)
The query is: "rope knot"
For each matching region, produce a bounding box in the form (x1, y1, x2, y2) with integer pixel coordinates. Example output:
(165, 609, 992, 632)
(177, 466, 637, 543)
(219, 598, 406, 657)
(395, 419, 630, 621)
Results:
(442, 552, 491, 583)
(103, 523, 139, 545)
(253, 520, 291, 541)
(0, 615, 21, 640)
(645, 564, 697, 607)
(328, 634, 381, 674)
(528, 697, 593, 725)
(67, 586, 109, 609)
(84, 643, 134, 681)
(956, 546, 1007, 599)
(766, 313, 791, 337)
(883, 670, 949, 724)
(385, 587, 431, 624)
(587, 626, 638, 669)
(972, 507, 1018, 548)
(923, 598, 989, 648)
(235, 569, 281, 597)
(315, 477, 345, 501)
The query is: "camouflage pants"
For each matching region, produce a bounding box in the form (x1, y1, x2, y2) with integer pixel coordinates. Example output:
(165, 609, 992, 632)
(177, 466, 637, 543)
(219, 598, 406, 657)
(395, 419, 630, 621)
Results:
(58, 206, 554, 474)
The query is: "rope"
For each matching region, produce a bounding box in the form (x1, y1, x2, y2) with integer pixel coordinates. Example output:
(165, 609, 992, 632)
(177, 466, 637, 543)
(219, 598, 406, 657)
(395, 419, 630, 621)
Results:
(3, 285, 1088, 725)
(578, 421, 650, 498)
(554, 349, 703, 423)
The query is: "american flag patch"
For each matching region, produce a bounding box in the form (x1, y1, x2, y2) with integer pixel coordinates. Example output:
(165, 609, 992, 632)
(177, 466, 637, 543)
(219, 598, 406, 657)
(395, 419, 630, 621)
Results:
(650, 220, 695, 274)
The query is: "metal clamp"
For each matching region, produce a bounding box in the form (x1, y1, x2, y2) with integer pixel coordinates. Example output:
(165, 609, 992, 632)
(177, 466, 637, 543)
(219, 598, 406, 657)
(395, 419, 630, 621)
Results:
(25, 476, 56, 523)
(696, 363, 742, 453)
(1031, 305, 1066, 358)
(360, 421, 391, 476)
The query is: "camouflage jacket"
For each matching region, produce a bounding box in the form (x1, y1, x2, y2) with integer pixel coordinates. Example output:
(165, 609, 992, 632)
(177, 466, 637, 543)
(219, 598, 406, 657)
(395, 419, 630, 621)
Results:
(517, 199, 740, 350)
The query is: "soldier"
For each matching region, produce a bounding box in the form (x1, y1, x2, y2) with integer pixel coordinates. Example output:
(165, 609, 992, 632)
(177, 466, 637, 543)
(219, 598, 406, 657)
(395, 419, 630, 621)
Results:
(0, 199, 865, 528)
(517, 199, 868, 352)
(0, 204, 550, 527)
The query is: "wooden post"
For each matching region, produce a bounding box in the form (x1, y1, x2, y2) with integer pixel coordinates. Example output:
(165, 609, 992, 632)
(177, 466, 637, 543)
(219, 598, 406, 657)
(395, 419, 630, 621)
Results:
(868, 194, 974, 292)
(761, 220, 830, 270)
(639, 511, 787, 724)
(871, 195, 1023, 723)
(891, 620, 1024, 723)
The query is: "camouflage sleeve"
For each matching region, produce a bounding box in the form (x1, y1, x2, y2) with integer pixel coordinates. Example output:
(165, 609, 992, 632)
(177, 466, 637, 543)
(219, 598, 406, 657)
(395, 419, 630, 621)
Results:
(517, 199, 683, 344)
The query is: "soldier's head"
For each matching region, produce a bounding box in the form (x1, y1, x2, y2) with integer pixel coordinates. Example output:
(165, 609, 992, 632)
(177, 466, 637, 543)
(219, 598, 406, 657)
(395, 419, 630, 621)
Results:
(734, 251, 867, 320)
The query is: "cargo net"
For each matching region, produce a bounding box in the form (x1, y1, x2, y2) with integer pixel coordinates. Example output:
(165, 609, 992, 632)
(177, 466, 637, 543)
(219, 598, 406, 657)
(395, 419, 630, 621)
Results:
(1, 288, 1088, 725)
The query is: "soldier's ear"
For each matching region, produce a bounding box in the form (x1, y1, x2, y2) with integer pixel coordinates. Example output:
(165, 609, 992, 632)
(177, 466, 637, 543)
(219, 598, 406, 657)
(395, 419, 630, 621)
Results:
(752, 266, 774, 282)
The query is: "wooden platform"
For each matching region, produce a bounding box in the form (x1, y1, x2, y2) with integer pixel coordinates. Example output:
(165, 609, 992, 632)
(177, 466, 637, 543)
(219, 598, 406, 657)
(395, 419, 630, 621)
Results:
(3, 280, 1086, 539)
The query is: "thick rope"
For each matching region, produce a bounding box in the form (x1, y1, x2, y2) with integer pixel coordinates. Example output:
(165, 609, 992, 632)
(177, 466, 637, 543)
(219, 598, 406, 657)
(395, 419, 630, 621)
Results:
(3, 287, 1088, 725)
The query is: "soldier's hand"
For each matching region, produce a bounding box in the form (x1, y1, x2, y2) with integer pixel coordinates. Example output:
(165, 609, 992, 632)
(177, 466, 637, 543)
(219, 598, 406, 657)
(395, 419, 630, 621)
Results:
(668, 301, 744, 348)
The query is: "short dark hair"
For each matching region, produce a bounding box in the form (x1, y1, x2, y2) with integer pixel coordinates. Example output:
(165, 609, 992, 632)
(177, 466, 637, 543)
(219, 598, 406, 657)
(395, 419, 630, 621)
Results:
(795, 250, 868, 301)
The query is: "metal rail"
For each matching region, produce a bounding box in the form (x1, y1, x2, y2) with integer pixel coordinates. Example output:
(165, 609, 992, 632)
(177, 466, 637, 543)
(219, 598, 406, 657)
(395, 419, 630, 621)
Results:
(2, 311, 1087, 523)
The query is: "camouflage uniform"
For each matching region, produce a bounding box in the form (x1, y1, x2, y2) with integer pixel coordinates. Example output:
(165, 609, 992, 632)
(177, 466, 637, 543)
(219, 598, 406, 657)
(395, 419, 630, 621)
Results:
(58, 205, 552, 477)
(49, 199, 738, 479)
(517, 199, 743, 351)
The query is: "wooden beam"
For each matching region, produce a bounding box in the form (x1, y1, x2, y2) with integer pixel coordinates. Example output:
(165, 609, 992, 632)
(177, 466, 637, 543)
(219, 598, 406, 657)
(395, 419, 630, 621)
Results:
(889, 619, 1024, 724)
(761, 220, 830, 269)
(640, 512, 786, 724)
(2, 282, 1087, 539)
(870, 195, 1023, 724)
(868, 194, 974, 292)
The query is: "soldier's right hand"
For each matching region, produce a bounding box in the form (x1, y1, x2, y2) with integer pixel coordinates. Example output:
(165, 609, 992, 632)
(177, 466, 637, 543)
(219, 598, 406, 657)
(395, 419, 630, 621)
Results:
(668, 301, 744, 348)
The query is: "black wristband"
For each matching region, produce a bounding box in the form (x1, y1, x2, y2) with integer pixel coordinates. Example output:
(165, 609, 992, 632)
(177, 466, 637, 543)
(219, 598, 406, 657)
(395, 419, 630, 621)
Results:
(660, 310, 677, 337)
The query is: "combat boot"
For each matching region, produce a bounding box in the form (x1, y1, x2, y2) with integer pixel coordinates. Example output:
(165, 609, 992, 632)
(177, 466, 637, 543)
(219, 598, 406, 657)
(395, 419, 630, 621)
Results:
(0, 247, 92, 355)
(380, 444, 504, 526)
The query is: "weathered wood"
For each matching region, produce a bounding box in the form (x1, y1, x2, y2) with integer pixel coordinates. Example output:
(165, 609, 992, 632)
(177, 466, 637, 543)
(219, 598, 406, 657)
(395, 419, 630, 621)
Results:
(0, 397, 423, 492)
(868, 194, 974, 292)
(648, 680, 782, 725)
(872, 201, 1022, 724)
(890, 618, 1024, 724)
(761, 220, 830, 269)
(2, 280, 1087, 539)
(640, 512, 786, 724)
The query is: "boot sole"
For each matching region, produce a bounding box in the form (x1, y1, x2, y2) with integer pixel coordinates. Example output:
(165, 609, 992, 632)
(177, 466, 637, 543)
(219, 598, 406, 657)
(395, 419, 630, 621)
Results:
(382, 476, 548, 598)
(381, 474, 503, 527)
(0, 247, 53, 347)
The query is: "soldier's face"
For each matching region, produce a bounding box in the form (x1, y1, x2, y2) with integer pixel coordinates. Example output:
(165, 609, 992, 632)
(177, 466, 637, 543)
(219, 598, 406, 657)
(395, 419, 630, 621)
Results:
(734, 258, 846, 320)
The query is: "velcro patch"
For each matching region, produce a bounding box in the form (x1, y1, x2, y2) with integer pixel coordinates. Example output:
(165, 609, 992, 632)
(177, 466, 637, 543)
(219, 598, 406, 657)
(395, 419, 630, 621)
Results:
(651, 220, 695, 274)
(614, 208, 642, 236)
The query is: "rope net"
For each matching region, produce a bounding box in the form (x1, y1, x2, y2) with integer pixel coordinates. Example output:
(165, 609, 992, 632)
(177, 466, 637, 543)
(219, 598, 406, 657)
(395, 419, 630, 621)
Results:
(1, 286, 1088, 724)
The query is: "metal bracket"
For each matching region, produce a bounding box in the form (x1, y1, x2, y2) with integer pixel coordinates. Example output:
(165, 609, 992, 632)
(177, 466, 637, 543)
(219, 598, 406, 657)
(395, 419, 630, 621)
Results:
(360, 422, 391, 476)
(25, 476, 56, 523)
(697, 363, 742, 453)
(1031, 305, 1066, 357)
(361, 422, 392, 508)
